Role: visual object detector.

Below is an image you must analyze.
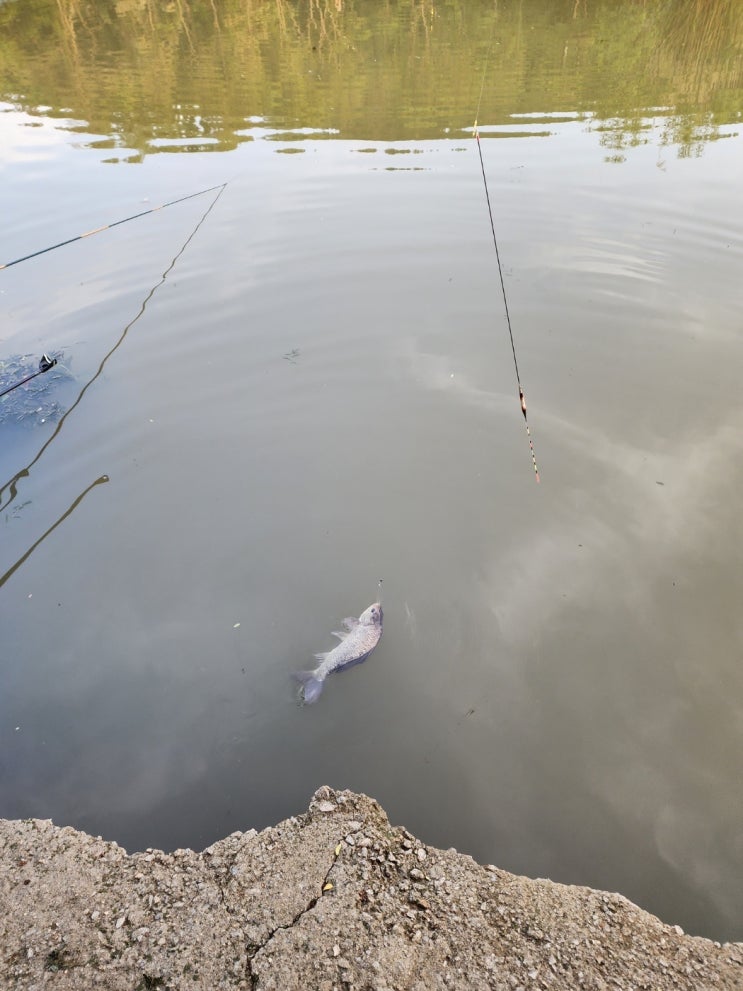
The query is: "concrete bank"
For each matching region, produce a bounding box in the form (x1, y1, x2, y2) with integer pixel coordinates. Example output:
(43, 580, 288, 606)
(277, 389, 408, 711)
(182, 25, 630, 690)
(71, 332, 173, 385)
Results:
(1, 787, 741, 990)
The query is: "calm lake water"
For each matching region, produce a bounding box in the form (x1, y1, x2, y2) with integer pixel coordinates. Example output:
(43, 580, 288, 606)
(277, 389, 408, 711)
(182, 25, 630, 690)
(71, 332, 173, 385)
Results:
(1, 0, 742, 943)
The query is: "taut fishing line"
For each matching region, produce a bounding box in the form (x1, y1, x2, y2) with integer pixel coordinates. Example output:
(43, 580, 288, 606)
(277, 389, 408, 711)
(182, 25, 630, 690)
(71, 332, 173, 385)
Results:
(473, 45, 541, 483)
(0, 182, 227, 271)
(0, 182, 226, 514)
(0, 181, 229, 401)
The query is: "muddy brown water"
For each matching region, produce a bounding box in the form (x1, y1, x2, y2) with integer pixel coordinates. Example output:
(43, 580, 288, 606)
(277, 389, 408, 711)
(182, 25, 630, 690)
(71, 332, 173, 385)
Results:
(1, 0, 742, 942)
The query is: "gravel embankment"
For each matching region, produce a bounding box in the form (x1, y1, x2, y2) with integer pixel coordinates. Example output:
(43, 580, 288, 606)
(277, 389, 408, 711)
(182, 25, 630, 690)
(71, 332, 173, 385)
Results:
(1, 787, 741, 990)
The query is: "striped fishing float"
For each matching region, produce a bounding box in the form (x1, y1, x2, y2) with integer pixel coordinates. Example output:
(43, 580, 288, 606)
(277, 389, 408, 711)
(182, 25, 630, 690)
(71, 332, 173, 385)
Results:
(473, 66, 540, 483)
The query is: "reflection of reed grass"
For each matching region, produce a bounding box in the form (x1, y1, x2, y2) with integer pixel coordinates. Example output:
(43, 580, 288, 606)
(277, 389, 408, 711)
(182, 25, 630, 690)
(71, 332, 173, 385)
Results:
(653, 0, 743, 155)
(173, 0, 196, 54)
(306, 0, 345, 53)
(275, 0, 289, 36)
(661, 0, 743, 92)
(663, 0, 742, 59)
(55, 0, 80, 58)
(0, 0, 739, 154)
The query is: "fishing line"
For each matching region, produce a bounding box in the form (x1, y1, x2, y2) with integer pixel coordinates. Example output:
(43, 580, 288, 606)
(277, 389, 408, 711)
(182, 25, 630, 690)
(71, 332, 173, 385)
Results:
(0, 182, 227, 271)
(473, 51, 540, 483)
(0, 182, 226, 514)
(0, 475, 109, 590)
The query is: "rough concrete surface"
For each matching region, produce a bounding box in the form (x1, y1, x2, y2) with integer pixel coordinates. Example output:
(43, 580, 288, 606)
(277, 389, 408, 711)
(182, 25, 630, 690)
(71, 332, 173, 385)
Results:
(1, 787, 741, 991)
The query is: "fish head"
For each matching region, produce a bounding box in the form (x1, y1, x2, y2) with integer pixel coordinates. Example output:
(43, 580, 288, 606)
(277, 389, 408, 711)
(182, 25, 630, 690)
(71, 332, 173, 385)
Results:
(359, 602, 383, 627)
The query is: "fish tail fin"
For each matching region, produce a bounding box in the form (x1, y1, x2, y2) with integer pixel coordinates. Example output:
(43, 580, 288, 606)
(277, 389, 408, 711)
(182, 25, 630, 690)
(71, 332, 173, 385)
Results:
(293, 670, 325, 704)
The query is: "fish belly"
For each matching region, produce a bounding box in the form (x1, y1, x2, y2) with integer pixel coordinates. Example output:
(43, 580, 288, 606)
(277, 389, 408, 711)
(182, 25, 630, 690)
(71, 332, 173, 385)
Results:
(325, 629, 379, 676)
(333, 649, 373, 673)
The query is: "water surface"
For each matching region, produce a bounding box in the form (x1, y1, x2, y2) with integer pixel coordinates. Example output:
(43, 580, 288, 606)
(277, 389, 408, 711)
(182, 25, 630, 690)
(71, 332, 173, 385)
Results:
(1, 0, 742, 942)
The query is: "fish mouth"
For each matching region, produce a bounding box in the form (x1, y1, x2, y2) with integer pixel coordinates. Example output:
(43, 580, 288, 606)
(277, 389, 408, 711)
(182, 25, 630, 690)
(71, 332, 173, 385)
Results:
(360, 602, 383, 626)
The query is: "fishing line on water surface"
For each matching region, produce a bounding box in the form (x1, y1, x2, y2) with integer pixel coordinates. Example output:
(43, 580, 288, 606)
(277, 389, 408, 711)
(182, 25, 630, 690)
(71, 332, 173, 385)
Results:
(0, 182, 228, 271)
(0, 182, 227, 515)
(0, 179, 228, 403)
(0, 475, 109, 590)
(473, 41, 541, 483)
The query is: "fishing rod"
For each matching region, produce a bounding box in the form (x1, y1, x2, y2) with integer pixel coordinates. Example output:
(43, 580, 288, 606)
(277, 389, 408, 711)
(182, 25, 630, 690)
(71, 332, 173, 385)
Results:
(0, 182, 226, 514)
(0, 353, 58, 400)
(1, 182, 227, 404)
(473, 66, 540, 483)
(0, 182, 227, 271)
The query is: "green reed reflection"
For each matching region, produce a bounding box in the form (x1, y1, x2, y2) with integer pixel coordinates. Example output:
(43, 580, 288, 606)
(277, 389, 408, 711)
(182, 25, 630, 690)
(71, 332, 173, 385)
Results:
(0, 0, 740, 158)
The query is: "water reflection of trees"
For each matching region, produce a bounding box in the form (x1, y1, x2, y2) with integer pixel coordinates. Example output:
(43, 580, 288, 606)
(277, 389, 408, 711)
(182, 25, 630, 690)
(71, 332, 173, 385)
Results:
(656, 0, 743, 156)
(0, 0, 740, 157)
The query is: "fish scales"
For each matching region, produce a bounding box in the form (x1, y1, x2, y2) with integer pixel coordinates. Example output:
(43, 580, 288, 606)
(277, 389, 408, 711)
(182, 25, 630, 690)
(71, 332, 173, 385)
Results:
(294, 601, 383, 704)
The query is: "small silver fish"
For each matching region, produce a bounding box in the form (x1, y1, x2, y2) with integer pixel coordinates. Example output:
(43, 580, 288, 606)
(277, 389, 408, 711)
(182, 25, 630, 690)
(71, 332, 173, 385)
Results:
(294, 602, 383, 704)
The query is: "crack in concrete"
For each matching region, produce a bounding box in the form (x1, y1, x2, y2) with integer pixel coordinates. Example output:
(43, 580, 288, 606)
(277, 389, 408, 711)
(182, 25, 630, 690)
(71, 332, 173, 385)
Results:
(201, 843, 243, 910)
(213, 850, 240, 906)
(245, 839, 343, 990)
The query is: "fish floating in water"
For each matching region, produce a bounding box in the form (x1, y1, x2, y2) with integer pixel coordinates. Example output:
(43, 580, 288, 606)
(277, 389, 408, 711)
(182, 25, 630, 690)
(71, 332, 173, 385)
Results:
(294, 602, 383, 704)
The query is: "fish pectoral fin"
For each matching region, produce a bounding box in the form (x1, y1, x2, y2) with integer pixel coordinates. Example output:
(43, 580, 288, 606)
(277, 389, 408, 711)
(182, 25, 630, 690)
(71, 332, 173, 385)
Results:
(341, 617, 359, 631)
(313, 651, 329, 662)
(331, 630, 348, 641)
